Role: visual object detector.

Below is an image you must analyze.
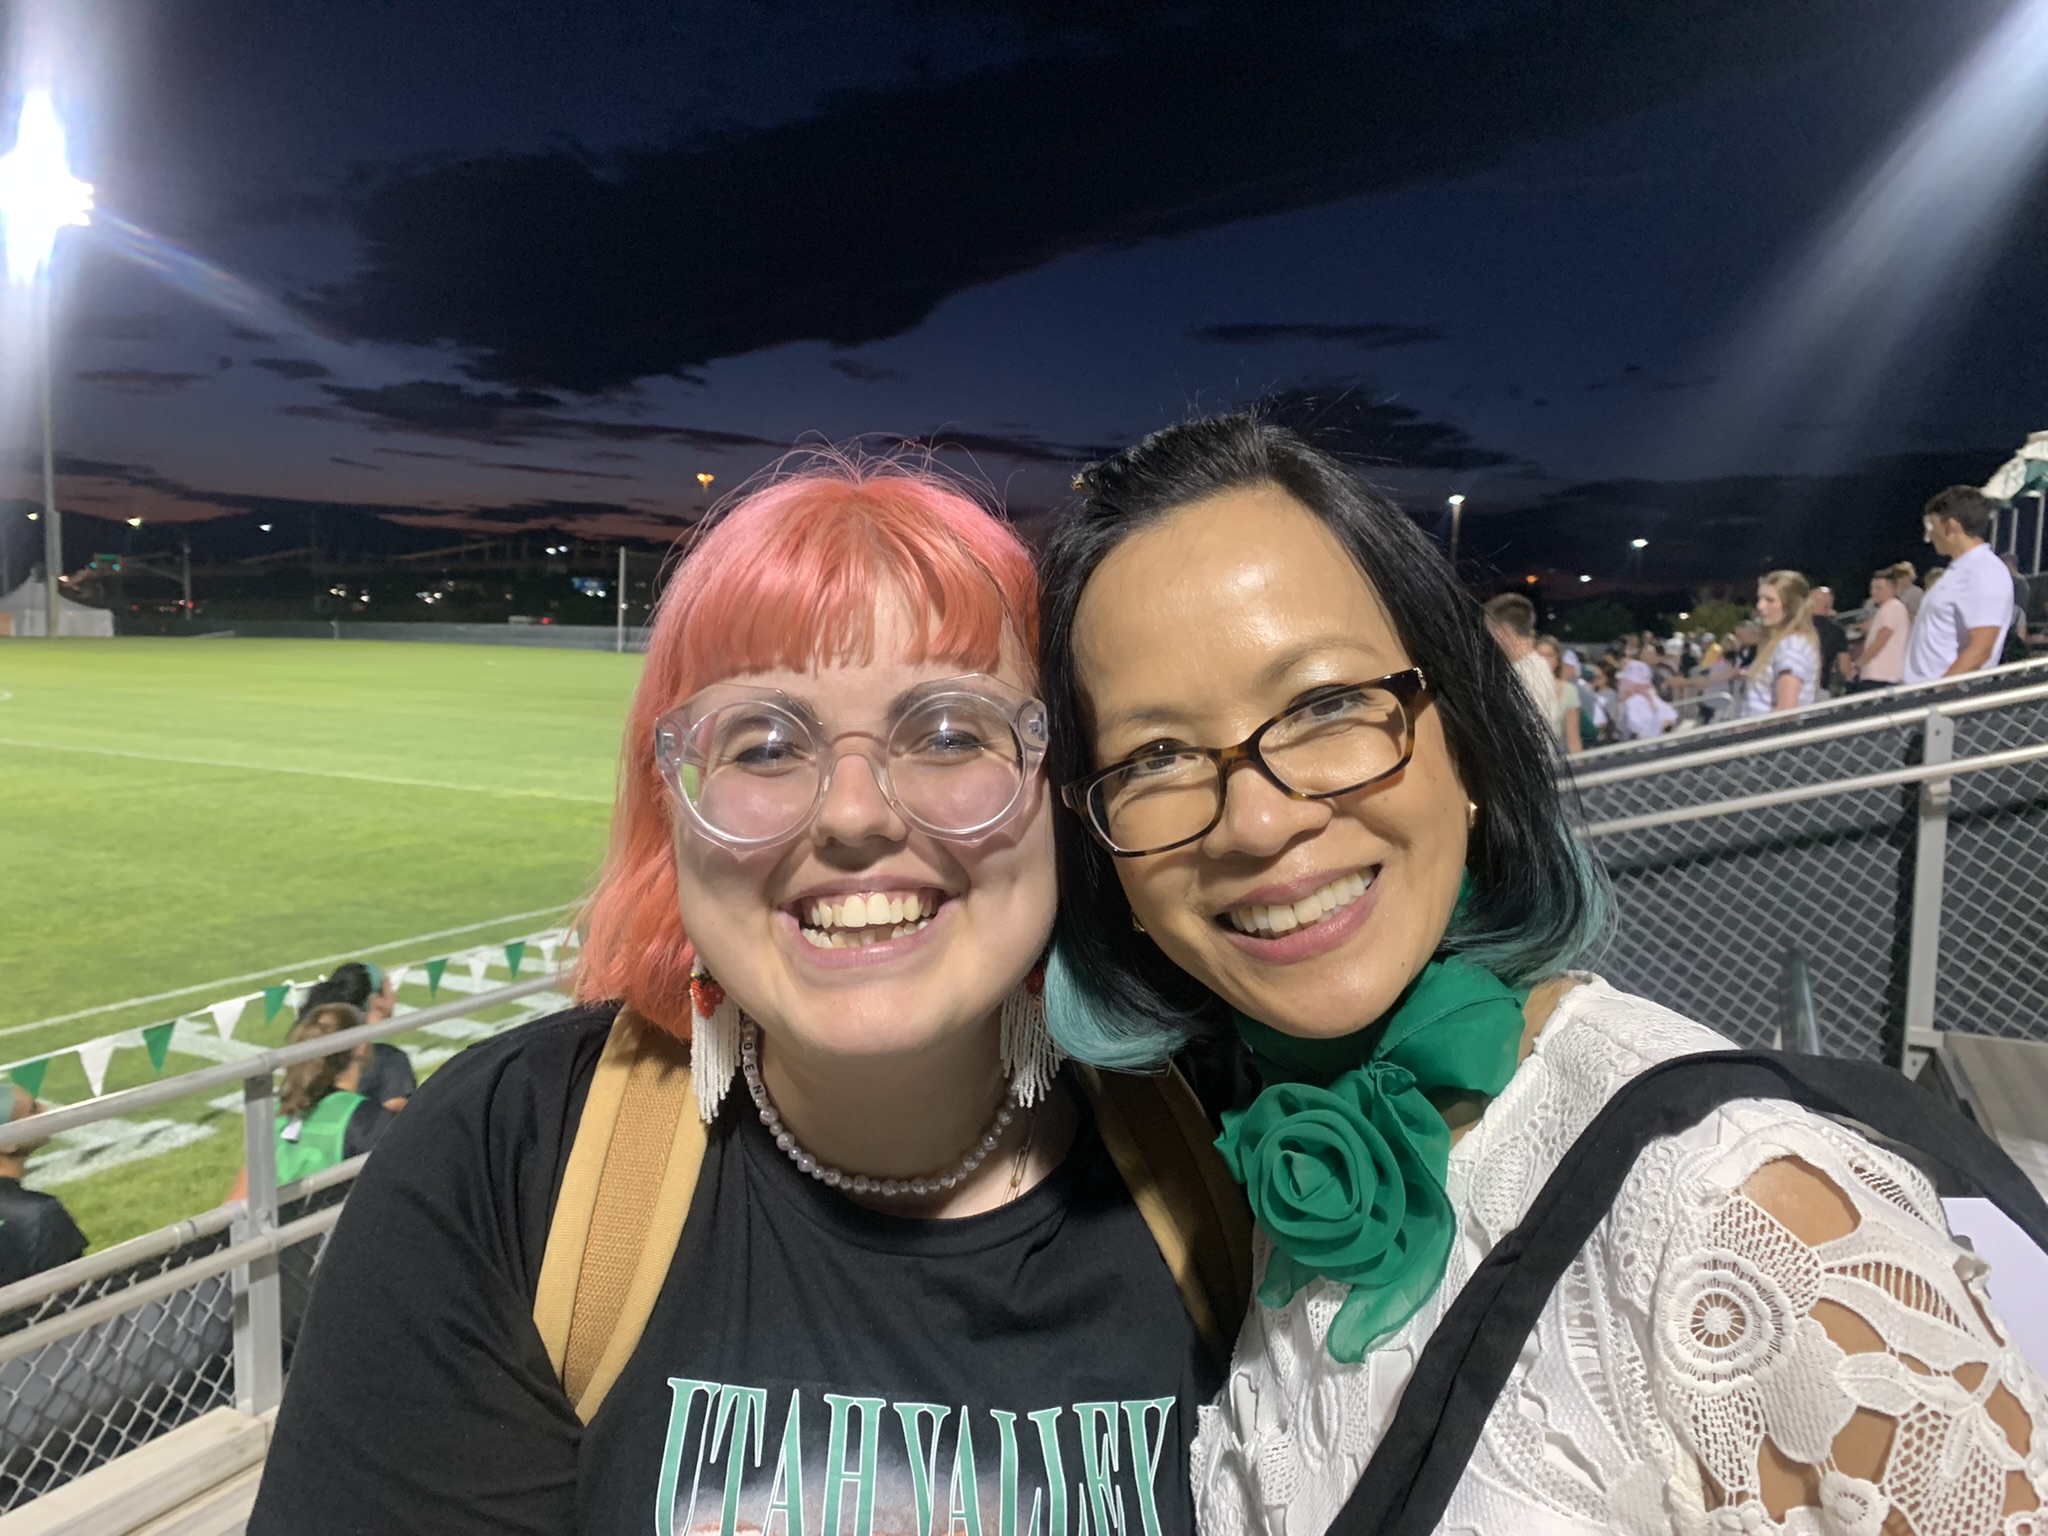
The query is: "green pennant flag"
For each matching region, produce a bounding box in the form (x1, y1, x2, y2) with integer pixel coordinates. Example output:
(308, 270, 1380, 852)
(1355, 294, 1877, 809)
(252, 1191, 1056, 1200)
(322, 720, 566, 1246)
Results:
(425, 957, 447, 998)
(142, 1021, 177, 1074)
(504, 940, 527, 980)
(262, 984, 290, 1024)
(8, 1058, 49, 1100)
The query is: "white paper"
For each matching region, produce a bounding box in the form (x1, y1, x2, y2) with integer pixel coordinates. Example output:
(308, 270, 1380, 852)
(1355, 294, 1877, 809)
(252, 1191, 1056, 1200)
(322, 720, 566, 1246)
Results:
(1943, 1197, 2048, 1375)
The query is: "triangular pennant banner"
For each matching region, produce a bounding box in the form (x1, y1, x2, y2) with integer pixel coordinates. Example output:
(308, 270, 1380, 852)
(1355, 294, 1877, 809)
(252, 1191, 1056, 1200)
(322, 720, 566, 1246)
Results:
(210, 997, 245, 1040)
(76, 1038, 118, 1098)
(385, 965, 410, 998)
(287, 982, 309, 1016)
(142, 1021, 177, 1073)
(8, 1058, 49, 1100)
(466, 951, 492, 989)
(424, 958, 447, 997)
(262, 985, 290, 1024)
(504, 940, 527, 979)
(538, 937, 559, 969)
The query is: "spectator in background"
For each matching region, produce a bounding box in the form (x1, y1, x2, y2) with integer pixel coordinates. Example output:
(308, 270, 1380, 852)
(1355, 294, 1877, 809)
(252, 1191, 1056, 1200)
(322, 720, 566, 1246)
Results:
(1846, 568, 1909, 692)
(0, 1087, 88, 1285)
(227, 1003, 400, 1200)
(1532, 635, 1584, 753)
(1889, 560, 1925, 618)
(1730, 619, 1760, 670)
(1591, 658, 1621, 742)
(299, 963, 414, 1112)
(1999, 551, 2032, 661)
(1616, 658, 1677, 739)
(1744, 569, 1821, 714)
(1809, 585, 1848, 691)
(1904, 486, 2012, 683)
(1484, 592, 1556, 731)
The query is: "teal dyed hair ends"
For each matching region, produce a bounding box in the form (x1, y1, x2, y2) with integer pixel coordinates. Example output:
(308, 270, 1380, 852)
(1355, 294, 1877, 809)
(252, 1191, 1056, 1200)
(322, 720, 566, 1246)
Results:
(1043, 938, 1193, 1070)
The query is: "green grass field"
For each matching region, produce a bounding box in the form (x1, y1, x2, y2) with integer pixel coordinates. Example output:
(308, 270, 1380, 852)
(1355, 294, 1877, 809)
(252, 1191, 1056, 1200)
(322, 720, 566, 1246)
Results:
(0, 637, 642, 1249)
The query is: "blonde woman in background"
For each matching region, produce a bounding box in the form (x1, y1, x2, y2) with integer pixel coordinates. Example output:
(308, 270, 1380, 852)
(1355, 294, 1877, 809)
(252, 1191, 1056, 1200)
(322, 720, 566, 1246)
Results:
(1743, 568, 1820, 714)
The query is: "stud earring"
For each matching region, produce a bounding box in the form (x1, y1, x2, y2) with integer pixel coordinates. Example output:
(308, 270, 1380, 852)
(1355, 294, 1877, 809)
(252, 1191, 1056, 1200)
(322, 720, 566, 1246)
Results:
(689, 961, 743, 1124)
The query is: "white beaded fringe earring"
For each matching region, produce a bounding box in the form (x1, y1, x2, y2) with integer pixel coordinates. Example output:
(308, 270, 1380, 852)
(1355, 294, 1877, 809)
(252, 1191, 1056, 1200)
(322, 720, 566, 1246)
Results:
(689, 962, 743, 1124)
(1000, 966, 1063, 1108)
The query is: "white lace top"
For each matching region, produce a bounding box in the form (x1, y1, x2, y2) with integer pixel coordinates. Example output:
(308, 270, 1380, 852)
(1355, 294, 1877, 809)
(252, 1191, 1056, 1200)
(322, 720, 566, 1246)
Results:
(1193, 977, 2048, 1536)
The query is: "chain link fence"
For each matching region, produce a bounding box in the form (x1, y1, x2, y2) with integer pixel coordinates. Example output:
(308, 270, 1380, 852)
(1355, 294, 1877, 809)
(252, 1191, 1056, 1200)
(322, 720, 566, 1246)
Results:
(1575, 660, 2048, 1064)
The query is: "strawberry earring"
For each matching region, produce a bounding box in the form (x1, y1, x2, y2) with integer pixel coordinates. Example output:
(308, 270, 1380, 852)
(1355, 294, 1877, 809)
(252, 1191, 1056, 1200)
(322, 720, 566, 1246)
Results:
(689, 962, 743, 1124)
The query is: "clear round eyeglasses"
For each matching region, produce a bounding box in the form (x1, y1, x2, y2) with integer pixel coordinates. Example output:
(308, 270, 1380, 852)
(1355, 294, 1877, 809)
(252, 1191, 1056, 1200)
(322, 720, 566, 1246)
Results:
(654, 674, 1050, 850)
(1062, 668, 1430, 857)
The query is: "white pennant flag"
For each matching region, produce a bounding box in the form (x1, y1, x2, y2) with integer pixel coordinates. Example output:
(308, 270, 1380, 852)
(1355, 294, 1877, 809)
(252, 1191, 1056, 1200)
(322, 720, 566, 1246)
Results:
(466, 950, 493, 989)
(287, 982, 309, 1016)
(385, 965, 411, 998)
(76, 1038, 119, 1098)
(538, 938, 559, 971)
(210, 997, 246, 1040)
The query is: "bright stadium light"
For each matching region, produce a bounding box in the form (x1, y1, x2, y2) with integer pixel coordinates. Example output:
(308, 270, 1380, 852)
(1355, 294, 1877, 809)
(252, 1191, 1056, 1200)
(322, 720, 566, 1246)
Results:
(0, 90, 94, 639)
(0, 91, 93, 283)
(1447, 493, 1467, 568)
(1630, 537, 1649, 549)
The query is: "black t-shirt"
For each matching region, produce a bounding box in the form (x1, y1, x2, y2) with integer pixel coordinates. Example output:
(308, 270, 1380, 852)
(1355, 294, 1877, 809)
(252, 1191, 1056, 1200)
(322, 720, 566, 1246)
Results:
(251, 1006, 1217, 1536)
(0, 1177, 87, 1287)
(354, 1042, 418, 1107)
(1812, 614, 1848, 683)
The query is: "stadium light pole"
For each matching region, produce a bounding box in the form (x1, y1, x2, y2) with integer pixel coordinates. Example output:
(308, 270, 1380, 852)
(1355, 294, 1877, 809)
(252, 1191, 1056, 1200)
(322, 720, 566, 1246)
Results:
(1446, 494, 1466, 570)
(0, 91, 94, 639)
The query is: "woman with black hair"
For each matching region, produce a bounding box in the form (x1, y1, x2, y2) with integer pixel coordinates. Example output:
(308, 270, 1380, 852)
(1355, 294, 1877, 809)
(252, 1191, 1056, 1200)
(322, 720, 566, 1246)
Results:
(1038, 414, 2045, 1536)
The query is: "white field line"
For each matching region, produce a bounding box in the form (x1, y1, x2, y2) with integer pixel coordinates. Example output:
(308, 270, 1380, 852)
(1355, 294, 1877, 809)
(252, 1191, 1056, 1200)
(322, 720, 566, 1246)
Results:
(0, 906, 579, 1039)
(0, 735, 613, 803)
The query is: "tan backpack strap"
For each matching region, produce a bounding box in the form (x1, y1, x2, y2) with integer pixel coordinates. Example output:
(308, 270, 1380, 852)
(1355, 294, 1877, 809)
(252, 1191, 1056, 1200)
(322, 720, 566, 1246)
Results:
(1075, 1064, 1253, 1364)
(532, 1007, 707, 1422)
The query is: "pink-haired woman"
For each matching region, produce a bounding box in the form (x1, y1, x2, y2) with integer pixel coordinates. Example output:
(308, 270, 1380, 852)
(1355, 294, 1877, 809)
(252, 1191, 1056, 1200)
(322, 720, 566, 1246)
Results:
(252, 458, 1244, 1536)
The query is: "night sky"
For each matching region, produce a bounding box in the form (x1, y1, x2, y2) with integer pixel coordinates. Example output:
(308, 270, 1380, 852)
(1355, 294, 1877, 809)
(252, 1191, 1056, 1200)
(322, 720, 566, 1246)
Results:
(7, 0, 2048, 595)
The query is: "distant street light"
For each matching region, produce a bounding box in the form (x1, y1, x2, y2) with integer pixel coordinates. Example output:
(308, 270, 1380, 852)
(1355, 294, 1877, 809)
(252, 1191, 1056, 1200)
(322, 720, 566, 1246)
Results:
(125, 516, 142, 527)
(0, 91, 93, 638)
(1579, 574, 1593, 583)
(696, 472, 716, 491)
(1447, 493, 1466, 569)
(1630, 537, 1649, 549)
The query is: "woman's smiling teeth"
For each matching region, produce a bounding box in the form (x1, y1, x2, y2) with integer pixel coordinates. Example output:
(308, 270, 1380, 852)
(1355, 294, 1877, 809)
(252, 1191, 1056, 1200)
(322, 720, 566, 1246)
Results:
(1224, 870, 1375, 937)
(797, 889, 945, 948)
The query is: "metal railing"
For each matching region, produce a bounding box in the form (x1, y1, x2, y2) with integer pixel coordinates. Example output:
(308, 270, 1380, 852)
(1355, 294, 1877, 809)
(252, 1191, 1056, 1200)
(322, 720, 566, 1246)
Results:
(1566, 659, 2048, 1072)
(0, 971, 565, 1510)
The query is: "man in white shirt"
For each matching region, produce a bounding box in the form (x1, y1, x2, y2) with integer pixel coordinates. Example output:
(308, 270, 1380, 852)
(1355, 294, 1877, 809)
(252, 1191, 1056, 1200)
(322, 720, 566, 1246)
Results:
(1903, 487, 2012, 683)
(1483, 592, 1558, 736)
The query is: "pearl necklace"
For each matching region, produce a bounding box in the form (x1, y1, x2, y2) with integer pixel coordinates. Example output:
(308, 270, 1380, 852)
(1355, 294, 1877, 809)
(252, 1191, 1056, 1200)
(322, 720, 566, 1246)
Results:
(739, 1020, 1020, 1199)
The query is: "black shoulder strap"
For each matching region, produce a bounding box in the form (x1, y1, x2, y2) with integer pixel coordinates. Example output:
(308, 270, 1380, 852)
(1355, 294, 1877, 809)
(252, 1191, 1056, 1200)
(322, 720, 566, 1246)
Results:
(1330, 1049, 2048, 1536)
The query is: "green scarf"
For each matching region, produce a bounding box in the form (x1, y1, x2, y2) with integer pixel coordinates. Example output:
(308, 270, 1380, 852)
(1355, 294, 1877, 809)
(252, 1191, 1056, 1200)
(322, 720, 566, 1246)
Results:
(1215, 955, 1528, 1362)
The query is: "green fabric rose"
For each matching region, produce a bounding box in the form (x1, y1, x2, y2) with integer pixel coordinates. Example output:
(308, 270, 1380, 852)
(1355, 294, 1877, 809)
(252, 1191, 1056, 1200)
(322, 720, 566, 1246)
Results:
(1217, 1060, 1457, 1361)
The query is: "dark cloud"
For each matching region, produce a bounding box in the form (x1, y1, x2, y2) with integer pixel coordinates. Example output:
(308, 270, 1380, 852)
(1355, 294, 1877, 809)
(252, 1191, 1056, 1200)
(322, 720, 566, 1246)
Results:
(250, 357, 333, 381)
(74, 312, 172, 342)
(829, 358, 909, 383)
(329, 457, 383, 470)
(312, 0, 1862, 391)
(292, 379, 786, 452)
(1257, 382, 1517, 472)
(226, 324, 278, 343)
(1191, 322, 1444, 350)
(474, 461, 638, 481)
(74, 369, 208, 394)
(908, 428, 1122, 465)
(371, 446, 466, 461)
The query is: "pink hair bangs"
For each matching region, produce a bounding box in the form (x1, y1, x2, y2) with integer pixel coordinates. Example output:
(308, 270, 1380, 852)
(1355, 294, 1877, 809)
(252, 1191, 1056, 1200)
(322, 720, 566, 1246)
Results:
(574, 459, 1039, 1035)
